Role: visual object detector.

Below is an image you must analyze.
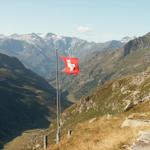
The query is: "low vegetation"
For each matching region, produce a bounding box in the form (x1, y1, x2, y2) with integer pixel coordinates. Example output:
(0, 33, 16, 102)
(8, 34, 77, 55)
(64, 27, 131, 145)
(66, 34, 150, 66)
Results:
(47, 67, 150, 150)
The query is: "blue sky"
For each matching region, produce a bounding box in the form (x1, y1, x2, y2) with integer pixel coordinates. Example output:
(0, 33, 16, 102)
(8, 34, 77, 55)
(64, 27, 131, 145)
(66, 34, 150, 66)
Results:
(0, 0, 150, 42)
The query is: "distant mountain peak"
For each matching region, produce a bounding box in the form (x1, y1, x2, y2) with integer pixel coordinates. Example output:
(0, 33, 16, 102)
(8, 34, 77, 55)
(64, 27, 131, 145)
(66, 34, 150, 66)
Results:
(9, 33, 44, 45)
(37, 33, 47, 38)
(0, 34, 6, 39)
(45, 33, 56, 37)
(121, 36, 136, 43)
(145, 32, 150, 37)
(123, 32, 150, 56)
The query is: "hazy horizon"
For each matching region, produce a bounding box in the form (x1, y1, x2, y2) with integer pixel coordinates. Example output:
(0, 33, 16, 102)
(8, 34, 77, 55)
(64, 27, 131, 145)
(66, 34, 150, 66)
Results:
(0, 31, 147, 43)
(0, 0, 150, 42)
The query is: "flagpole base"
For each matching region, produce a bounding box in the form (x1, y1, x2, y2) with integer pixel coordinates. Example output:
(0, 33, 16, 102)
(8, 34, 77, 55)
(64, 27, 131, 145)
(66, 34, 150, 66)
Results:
(56, 129, 60, 144)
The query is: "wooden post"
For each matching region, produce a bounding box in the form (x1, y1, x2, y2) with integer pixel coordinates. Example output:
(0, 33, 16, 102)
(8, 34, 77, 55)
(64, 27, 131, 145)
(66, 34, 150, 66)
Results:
(67, 129, 72, 138)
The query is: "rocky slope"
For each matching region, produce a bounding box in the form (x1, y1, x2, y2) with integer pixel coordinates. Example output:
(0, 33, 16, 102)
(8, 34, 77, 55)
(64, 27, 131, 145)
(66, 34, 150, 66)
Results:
(47, 67, 150, 150)
(124, 32, 150, 56)
(62, 67, 150, 124)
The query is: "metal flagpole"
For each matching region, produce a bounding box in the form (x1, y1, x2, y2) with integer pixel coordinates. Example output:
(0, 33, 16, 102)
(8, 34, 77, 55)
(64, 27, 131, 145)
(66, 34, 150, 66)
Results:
(58, 56, 62, 126)
(56, 48, 60, 144)
(58, 50, 62, 128)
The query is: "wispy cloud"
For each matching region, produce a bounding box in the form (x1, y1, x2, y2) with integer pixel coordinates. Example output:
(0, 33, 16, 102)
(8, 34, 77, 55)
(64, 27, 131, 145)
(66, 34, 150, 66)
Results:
(76, 26, 92, 33)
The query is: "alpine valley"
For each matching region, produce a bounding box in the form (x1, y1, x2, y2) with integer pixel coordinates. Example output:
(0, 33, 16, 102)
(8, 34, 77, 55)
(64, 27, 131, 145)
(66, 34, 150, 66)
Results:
(0, 32, 150, 150)
(0, 33, 124, 102)
(0, 53, 70, 149)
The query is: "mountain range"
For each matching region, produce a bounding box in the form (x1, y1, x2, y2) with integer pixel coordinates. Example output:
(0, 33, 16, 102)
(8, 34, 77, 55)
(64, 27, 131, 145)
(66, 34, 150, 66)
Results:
(0, 33, 124, 79)
(58, 32, 150, 101)
(0, 33, 130, 104)
(0, 32, 149, 102)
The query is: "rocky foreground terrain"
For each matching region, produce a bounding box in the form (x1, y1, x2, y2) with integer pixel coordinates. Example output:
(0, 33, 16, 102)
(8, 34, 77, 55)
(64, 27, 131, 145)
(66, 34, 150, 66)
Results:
(46, 67, 150, 150)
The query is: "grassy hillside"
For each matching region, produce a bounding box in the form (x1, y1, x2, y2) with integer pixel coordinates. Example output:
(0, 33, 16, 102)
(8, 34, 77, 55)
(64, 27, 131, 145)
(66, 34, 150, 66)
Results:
(47, 67, 150, 150)
(49, 101, 150, 150)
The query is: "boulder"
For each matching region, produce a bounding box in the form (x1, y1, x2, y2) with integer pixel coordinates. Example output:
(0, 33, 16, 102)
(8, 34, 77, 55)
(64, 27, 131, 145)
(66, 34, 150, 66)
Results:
(121, 119, 150, 128)
(131, 131, 150, 150)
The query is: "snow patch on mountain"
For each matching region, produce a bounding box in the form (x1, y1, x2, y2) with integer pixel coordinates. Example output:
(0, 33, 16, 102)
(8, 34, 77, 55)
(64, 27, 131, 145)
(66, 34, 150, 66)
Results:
(0, 34, 7, 39)
(121, 36, 136, 43)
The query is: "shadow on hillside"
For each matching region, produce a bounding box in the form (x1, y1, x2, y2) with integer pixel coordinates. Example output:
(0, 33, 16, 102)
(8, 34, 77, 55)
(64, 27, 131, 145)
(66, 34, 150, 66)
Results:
(0, 104, 50, 149)
(0, 90, 73, 149)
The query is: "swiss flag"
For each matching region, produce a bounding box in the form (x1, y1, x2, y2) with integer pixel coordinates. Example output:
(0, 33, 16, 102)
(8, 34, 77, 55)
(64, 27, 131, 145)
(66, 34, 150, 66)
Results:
(60, 56, 80, 75)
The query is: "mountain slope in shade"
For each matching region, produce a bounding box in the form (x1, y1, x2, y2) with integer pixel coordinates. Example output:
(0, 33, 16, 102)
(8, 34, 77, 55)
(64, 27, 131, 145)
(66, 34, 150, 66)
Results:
(124, 32, 150, 56)
(0, 53, 58, 148)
